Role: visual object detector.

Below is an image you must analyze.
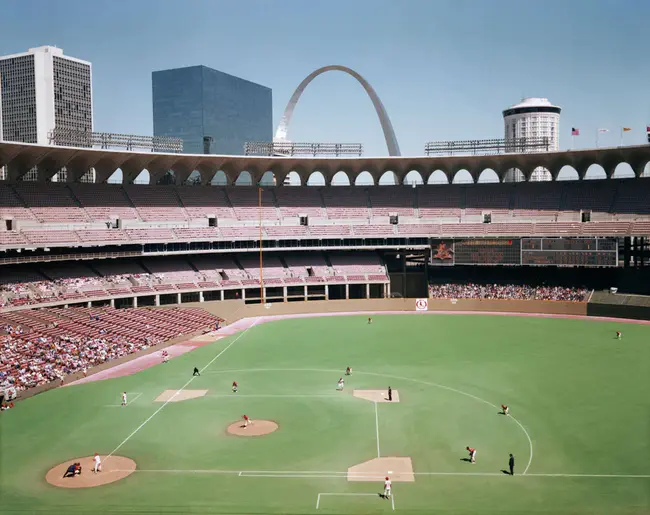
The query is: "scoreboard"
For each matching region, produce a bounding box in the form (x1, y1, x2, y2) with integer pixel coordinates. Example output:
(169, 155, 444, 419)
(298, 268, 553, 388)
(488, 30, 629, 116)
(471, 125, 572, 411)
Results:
(521, 238, 618, 267)
(431, 238, 618, 267)
(454, 239, 521, 265)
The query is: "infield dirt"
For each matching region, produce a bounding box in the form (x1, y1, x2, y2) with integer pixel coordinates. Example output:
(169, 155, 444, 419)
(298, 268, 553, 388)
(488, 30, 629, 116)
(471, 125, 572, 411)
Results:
(154, 389, 208, 402)
(348, 457, 414, 482)
(226, 420, 279, 437)
(353, 389, 401, 403)
(45, 456, 136, 488)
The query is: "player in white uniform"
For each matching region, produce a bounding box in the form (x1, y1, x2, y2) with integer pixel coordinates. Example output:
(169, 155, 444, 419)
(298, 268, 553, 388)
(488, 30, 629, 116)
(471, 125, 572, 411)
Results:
(336, 378, 344, 391)
(121, 392, 127, 406)
(93, 453, 102, 473)
(383, 476, 392, 499)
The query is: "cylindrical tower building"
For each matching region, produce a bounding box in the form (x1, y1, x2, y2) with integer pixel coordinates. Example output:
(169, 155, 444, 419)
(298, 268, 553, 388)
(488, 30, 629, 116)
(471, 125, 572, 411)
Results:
(503, 97, 561, 181)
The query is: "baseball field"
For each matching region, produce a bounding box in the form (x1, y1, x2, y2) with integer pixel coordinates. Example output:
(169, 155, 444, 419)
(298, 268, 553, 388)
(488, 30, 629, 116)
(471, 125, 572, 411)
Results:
(1, 312, 649, 514)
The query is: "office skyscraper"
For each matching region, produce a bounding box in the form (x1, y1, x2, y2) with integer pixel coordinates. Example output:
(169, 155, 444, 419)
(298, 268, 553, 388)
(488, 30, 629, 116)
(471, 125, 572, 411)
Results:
(0, 46, 93, 145)
(0, 46, 93, 180)
(152, 66, 272, 156)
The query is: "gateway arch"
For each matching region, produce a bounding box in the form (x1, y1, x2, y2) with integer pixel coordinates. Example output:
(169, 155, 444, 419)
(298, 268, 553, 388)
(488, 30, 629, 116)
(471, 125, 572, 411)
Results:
(274, 65, 401, 156)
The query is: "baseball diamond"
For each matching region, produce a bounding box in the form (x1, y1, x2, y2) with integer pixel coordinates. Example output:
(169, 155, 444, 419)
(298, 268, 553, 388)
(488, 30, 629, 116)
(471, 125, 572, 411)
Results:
(2, 310, 649, 514)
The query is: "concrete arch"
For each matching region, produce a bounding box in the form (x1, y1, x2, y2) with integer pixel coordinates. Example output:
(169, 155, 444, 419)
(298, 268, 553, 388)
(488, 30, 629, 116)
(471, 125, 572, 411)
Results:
(275, 65, 401, 156)
(404, 170, 424, 186)
(307, 171, 326, 186)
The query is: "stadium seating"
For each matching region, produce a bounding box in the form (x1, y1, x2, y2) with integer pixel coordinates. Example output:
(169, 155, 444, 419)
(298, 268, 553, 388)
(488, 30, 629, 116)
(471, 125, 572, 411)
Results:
(0, 306, 222, 391)
(124, 185, 187, 221)
(367, 186, 416, 216)
(3, 181, 650, 251)
(70, 183, 139, 221)
(13, 183, 88, 223)
(321, 187, 369, 219)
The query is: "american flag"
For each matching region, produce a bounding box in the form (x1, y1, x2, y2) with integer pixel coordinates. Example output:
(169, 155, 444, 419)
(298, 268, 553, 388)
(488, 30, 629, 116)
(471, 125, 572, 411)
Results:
(571, 128, 580, 136)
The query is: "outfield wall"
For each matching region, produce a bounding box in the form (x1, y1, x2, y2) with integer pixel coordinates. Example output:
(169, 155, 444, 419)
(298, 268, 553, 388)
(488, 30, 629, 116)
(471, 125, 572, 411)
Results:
(587, 303, 650, 321)
(189, 298, 588, 322)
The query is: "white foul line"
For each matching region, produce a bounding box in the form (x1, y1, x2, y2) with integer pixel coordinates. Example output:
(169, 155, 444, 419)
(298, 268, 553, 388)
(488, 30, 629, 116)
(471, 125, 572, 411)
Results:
(104, 319, 258, 461)
(392, 493, 395, 511)
(117, 468, 650, 479)
(374, 401, 381, 458)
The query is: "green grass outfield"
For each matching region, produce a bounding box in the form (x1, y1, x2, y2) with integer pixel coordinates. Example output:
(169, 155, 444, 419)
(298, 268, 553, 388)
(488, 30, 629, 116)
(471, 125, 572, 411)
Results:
(1, 313, 649, 515)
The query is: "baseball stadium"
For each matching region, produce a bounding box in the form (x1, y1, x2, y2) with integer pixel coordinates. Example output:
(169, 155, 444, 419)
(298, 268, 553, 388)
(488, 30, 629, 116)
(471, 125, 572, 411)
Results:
(1, 48, 650, 515)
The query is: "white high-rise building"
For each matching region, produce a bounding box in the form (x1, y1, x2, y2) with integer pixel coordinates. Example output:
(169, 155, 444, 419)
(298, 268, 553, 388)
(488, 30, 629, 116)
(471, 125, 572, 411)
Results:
(0, 46, 93, 180)
(502, 97, 561, 181)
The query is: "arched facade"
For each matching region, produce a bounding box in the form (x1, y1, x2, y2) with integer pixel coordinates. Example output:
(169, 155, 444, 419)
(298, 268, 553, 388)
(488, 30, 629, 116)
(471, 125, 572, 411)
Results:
(274, 65, 401, 157)
(1, 141, 650, 185)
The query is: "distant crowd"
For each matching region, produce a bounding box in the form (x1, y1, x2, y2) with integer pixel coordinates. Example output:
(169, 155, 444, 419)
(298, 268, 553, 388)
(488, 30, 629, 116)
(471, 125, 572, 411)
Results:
(428, 283, 589, 302)
(0, 326, 161, 392)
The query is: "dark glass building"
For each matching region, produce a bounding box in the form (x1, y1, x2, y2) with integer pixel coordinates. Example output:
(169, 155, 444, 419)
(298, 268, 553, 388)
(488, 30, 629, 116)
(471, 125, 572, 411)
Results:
(152, 66, 272, 155)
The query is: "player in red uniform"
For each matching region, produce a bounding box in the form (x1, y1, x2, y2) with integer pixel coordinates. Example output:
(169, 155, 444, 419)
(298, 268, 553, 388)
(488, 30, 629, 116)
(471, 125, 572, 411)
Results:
(501, 404, 509, 415)
(466, 446, 476, 463)
(616, 331, 622, 340)
(345, 366, 352, 376)
(242, 414, 251, 427)
(368, 317, 372, 324)
(232, 381, 238, 393)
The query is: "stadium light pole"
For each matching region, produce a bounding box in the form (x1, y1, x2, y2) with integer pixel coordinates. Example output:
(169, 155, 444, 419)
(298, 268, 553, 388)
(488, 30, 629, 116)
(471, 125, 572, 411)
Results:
(259, 186, 265, 304)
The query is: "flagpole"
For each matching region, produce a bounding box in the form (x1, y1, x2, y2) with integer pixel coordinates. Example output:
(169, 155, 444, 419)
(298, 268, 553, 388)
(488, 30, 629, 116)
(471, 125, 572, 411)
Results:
(596, 129, 599, 148)
(619, 127, 623, 147)
(258, 186, 264, 305)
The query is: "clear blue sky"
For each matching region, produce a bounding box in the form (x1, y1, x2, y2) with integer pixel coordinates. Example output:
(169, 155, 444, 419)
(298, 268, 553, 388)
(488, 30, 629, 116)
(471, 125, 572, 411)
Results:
(1, 0, 649, 158)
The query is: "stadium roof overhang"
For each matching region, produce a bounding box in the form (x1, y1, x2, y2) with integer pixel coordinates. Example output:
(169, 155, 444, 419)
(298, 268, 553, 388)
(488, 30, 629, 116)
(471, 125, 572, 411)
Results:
(0, 141, 648, 185)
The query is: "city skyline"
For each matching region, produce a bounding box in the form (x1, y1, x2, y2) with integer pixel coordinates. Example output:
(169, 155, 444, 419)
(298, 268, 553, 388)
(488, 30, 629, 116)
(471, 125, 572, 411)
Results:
(0, 0, 648, 161)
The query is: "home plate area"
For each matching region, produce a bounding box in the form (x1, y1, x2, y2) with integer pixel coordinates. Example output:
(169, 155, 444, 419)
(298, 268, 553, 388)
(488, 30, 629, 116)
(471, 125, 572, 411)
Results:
(154, 389, 208, 402)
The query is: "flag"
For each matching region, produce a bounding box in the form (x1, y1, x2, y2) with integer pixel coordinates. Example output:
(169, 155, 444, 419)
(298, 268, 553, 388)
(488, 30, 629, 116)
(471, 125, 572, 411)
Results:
(571, 128, 580, 136)
(598, 128, 609, 133)
(622, 127, 632, 132)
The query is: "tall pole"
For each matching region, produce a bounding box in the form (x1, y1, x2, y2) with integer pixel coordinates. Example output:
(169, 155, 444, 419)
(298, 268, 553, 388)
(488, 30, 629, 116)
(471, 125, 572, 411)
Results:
(259, 186, 264, 304)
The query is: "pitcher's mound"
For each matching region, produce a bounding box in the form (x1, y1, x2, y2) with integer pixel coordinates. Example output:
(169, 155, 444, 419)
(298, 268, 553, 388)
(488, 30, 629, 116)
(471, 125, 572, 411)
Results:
(46, 456, 136, 489)
(227, 420, 278, 437)
(155, 389, 208, 402)
(353, 389, 400, 403)
(348, 457, 414, 482)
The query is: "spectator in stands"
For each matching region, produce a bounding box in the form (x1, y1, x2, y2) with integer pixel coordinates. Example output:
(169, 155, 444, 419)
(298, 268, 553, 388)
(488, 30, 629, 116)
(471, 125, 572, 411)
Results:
(428, 283, 587, 302)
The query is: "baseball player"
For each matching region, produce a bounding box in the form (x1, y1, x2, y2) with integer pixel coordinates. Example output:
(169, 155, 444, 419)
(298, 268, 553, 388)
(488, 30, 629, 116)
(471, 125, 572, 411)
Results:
(345, 366, 352, 376)
(242, 414, 251, 427)
(162, 350, 169, 363)
(63, 462, 82, 478)
(336, 377, 345, 391)
(616, 331, 622, 340)
(232, 381, 238, 393)
(501, 404, 509, 415)
(121, 392, 127, 406)
(93, 453, 102, 473)
(466, 446, 477, 464)
(383, 476, 392, 499)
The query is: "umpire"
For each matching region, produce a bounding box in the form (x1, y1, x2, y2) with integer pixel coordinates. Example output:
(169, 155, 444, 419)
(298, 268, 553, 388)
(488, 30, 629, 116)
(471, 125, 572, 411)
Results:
(508, 454, 515, 475)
